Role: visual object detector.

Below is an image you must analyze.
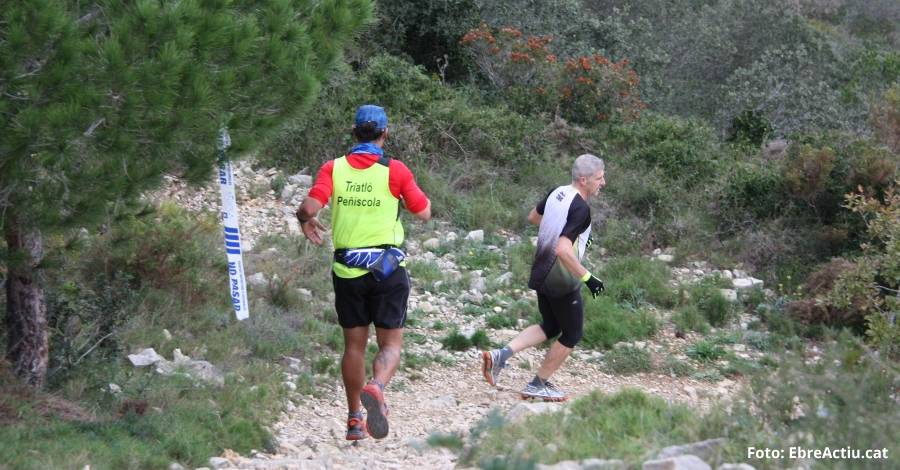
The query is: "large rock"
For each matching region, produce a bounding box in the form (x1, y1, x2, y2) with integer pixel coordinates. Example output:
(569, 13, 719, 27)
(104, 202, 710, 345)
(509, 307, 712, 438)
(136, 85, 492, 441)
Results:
(537, 459, 625, 470)
(719, 289, 737, 302)
(247, 272, 268, 287)
(506, 402, 562, 423)
(154, 349, 225, 387)
(470, 276, 486, 293)
(465, 230, 484, 243)
(643, 455, 711, 470)
(656, 438, 726, 462)
(423, 238, 441, 250)
(208, 457, 230, 468)
(128, 348, 165, 367)
(496, 271, 514, 286)
(288, 174, 313, 186)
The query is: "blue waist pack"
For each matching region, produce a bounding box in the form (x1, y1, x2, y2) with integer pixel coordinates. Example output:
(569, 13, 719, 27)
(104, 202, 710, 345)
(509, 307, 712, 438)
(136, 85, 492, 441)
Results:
(334, 247, 406, 281)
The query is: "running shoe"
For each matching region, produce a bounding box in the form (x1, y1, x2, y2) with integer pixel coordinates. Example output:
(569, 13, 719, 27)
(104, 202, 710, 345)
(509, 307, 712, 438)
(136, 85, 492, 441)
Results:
(520, 380, 567, 402)
(346, 411, 367, 440)
(481, 349, 506, 386)
(360, 382, 390, 439)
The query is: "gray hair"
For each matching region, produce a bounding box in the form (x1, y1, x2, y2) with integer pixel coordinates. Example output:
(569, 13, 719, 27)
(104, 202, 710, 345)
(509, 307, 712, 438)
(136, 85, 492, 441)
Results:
(571, 154, 605, 181)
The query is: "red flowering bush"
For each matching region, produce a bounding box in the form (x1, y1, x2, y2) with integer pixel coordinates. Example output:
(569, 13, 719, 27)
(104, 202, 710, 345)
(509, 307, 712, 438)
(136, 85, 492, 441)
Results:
(461, 23, 645, 124)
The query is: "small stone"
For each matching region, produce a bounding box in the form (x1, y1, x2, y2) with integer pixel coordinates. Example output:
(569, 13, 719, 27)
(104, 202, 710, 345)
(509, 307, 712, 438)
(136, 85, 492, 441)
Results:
(465, 230, 484, 243)
(642, 455, 711, 470)
(208, 457, 230, 469)
(128, 348, 164, 367)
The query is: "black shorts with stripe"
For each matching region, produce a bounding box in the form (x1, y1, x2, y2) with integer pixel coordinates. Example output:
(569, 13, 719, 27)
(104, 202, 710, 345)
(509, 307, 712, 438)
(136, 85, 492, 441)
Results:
(332, 268, 410, 329)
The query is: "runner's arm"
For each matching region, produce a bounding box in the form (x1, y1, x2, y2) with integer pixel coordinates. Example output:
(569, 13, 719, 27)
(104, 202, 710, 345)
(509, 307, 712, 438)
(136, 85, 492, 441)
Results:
(411, 199, 431, 221)
(296, 197, 327, 245)
(554, 236, 588, 280)
(527, 208, 542, 225)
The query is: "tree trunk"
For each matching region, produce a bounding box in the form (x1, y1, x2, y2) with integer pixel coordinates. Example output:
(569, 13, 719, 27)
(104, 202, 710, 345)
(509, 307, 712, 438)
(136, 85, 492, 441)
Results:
(5, 223, 48, 388)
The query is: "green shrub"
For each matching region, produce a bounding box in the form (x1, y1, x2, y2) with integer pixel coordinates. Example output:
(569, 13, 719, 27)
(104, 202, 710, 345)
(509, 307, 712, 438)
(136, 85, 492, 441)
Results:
(611, 113, 720, 186)
(717, 160, 786, 227)
(685, 279, 734, 327)
(660, 356, 694, 377)
(467, 389, 706, 467)
(441, 330, 471, 351)
(599, 256, 677, 308)
(458, 243, 504, 270)
(486, 313, 518, 329)
(598, 219, 643, 257)
(470, 330, 493, 349)
(582, 297, 659, 349)
(742, 331, 772, 352)
(440, 329, 491, 351)
(606, 168, 675, 220)
(407, 260, 443, 286)
(672, 305, 710, 334)
(604, 346, 653, 374)
(714, 336, 900, 468)
(686, 340, 727, 362)
(727, 109, 772, 145)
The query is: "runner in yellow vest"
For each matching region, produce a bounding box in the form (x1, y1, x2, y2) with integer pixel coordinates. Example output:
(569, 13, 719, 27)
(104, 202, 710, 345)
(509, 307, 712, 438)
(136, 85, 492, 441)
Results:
(296, 105, 431, 440)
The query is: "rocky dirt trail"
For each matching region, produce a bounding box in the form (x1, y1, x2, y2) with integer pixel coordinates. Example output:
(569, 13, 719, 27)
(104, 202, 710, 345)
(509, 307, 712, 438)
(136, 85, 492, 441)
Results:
(220, 323, 730, 470)
(157, 162, 754, 470)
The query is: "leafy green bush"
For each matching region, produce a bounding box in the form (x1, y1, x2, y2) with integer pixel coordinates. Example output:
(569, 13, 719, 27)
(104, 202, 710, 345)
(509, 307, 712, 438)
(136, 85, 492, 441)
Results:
(710, 336, 900, 468)
(672, 305, 710, 334)
(727, 109, 773, 146)
(581, 297, 658, 349)
(467, 389, 709, 467)
(716, 159, 786, 228)
(686, 340, 726, 362)
(486, 313, 518, 329)
(685, 280, 734, 327)
(599, 256, 677, 308)
(597, 218, 643, 257)
(610, 113, 720, 186)
(441, 329, 491, 351)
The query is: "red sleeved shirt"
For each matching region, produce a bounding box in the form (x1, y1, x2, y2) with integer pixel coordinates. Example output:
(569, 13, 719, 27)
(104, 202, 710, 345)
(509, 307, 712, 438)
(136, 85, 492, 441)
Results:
(307, 153, 430, 213)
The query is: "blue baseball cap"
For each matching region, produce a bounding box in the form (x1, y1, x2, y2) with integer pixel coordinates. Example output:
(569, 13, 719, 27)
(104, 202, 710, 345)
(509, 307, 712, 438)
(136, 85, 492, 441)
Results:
(354, 104, 388, 130)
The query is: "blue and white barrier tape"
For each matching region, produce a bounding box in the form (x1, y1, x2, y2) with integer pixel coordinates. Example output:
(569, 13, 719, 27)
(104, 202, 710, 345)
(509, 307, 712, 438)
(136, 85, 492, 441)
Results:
(218, 128, 249, 320)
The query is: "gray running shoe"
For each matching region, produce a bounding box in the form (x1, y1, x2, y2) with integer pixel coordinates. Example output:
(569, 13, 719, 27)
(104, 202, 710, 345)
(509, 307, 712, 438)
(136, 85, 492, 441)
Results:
(481, 350, 506, 386)
(520, 380, 567, 401)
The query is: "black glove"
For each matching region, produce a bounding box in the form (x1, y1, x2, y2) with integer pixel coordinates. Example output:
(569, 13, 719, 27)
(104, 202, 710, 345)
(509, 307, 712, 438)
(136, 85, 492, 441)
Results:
(584, 275, 605, 298)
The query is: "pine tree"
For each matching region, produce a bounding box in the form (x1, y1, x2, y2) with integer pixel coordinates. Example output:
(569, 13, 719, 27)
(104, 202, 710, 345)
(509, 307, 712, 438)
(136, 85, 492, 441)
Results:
(0, 0, 372, 387)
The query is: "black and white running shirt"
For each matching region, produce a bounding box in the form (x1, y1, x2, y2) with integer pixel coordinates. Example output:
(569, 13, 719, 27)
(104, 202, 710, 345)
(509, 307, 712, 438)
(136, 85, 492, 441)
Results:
(528, 185, 592, 297)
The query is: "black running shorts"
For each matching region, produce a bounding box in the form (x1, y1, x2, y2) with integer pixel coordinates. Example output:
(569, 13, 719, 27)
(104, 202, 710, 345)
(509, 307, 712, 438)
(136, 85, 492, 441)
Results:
(536, 288, 584, 348)
(332, 268, 410, 329)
